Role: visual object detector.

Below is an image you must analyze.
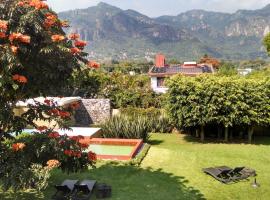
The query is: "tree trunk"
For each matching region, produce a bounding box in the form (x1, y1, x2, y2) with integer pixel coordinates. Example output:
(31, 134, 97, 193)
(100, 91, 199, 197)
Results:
(195, 129, 200, 138)
(248, 126, 254, 144)
(224, 127, 229, 142)
(200, 125, 205, 142)
(230, 129, 233, 140)
(218, 127, 222, 139)
(239, 131, 243, 139)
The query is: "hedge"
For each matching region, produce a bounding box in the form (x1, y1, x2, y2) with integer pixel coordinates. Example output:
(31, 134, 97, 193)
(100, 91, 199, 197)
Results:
(166, 75, 270, 143)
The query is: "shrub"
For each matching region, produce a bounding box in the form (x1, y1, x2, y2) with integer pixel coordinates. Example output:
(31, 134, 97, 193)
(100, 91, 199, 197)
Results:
(120, 107, 173, 133)
(65, 71, 164, 109)
(1, 130, 96, 191)
(166, 75, 270, 142)
(101, 115, 150, 141)
(149, 115, 173, 133)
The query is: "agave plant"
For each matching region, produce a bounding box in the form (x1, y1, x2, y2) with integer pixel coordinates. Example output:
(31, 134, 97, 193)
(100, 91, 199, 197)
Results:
(101, 115, 151, 141)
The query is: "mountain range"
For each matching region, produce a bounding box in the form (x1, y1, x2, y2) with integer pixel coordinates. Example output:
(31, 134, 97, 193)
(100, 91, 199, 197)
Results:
(59, 2, 270, 61)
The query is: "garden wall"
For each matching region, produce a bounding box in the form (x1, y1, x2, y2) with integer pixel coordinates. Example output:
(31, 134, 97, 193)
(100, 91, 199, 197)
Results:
(75, 99, 111, 126)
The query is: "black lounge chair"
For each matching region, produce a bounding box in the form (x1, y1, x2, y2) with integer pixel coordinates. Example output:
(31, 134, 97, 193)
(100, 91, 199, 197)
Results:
(52, 179, 79, 200)
(203, 166, 256, 184)
(203, 166, 233, 183)
(72, 180, 97, 200)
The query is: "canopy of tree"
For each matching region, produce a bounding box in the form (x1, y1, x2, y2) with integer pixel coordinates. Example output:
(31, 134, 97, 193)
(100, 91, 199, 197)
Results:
(0, 0, 94, 138)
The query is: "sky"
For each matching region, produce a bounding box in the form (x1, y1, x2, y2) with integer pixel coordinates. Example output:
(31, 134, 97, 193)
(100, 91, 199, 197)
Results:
(47, 0, 270, 17)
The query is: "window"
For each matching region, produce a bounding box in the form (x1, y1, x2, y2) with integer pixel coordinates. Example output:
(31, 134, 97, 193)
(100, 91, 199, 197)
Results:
(157, 77, 165, 87)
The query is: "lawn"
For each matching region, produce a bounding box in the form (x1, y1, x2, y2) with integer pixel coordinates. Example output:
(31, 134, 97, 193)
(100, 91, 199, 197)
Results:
(1, 133, 270, 200)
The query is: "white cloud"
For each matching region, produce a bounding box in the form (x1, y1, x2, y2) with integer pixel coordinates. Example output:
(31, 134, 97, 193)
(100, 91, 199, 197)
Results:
(47, 0, 270, 16)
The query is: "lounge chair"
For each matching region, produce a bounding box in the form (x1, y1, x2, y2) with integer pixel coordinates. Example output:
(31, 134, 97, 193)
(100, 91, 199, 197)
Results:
(203, 166, 256, 184)
(52, 179, 79, 200)
(203, 166, 233, 183)
(72, 180, 97, 200)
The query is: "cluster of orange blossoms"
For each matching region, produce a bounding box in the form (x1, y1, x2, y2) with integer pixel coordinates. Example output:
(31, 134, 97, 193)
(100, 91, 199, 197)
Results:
(46, 159, 60, 169)
(64, 149, 82, 158)
(12, 143, 26, 151)
(70, 135, 84, 142)
(12, 74, 28, 83)
(70, 47, 81, 55)
(69, 101, 80, 110)
(17, 0, 48, 10)
(37, 125, 48, 132)
(79, 143, 89, 149)
(88, 61, 100, 69)
(9, 33, 30, 44)
(74, 40, 87, 48)
(44, 13, 58, 29)
(88, 151, 97, 161)
(51, 34, 65, 42)
(44, 99, 52, 106)
(48, 131, 60, 138)
(68, 33, 100, 68)
(68, 34, 86, 54)
(48, 108, 71, 119)
(0, 20, 8, 39)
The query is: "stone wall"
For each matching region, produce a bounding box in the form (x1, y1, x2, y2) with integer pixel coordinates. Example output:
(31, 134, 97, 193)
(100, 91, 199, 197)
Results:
(75, 99, 111, 126)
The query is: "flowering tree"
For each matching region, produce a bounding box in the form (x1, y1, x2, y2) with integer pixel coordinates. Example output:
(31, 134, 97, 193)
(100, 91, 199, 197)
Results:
(0, 0, 100, 190)
(0, 0, 98, 138)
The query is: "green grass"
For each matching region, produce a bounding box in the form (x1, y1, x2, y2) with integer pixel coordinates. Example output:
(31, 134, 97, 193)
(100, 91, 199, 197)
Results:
(1, 133, 270, 200)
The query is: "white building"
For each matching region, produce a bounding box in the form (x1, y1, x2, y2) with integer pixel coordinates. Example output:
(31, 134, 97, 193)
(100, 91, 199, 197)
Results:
(148, 54, 214, 93)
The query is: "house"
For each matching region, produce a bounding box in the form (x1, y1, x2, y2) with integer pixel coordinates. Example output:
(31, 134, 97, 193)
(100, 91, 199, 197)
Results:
(237, 68, 253, 76)
(148, 54, 214, 93)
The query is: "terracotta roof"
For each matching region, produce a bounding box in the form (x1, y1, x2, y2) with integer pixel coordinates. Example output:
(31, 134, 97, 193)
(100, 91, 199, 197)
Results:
(148, 65, 214, 77)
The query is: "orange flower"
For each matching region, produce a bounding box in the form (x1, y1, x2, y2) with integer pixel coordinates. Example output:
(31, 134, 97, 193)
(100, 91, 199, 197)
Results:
(70, 47, 81, 55)
(9, 33, 22, 42)
(0, 20, 8, 31)
(46, 159, 60, 169)
(19, 35, 30, 43)
(44, 13, 57, 29)
(37, 126, 48, 132)
(17, 1, 25, 6)
(74, 40, 87, 47)
(79, 143, 89, 149)
(10, 46, 18, 54)
(88, 61, 100, 69)
(29, 0, 48, 10)
(70, 136, 80, 142)
(69, 102, 80, 110)
(0, 32, 6, 39)
(12, 143, 26, 152)
(44, 99, 51, 105)
(69, 33, 80, 40)
(12, 74, 27, 83)
(9, 33, 30, 44)
(48, 131, 60, 138)
(51, 34, 65, 42)
(88, 151, 97, 161)
(64, 149, 73, 157)
(59, 111, 71, 118)
(72, 151, 82, 158)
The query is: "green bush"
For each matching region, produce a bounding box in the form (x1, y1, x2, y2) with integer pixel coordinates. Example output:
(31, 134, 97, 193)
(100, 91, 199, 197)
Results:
(150, 115, 173, 133)
(120, 107, 173, 133)
(65, 71, 164, 109)
(101, 115, 150, 141)
(166, 75, 270, 142)
(1, 161, 51, 191)
(1, 131, 96, 191)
